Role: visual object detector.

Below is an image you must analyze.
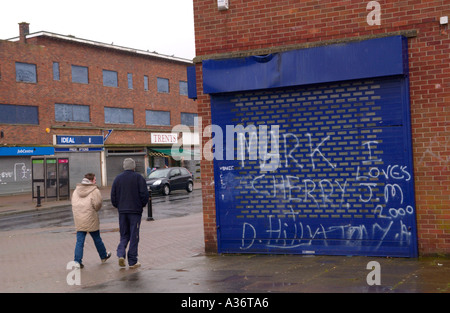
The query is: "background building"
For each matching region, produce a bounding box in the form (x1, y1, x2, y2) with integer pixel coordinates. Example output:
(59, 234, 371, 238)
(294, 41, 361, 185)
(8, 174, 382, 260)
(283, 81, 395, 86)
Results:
(0, 23, 199, 196)
(191, 1, 449, 256)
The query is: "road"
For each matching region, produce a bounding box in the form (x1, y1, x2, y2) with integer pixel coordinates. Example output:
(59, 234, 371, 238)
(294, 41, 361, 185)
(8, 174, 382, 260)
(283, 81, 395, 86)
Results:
(0, 189, 203, 231)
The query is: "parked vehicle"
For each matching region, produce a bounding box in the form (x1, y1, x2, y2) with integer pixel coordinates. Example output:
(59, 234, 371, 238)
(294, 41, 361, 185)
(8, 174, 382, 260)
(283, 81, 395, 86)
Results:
(146, 167, 193, 195)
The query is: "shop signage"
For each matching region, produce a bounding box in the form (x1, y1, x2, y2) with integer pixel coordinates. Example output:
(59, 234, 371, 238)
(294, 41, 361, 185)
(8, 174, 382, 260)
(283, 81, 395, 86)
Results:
(54, 147, 103, 153)
(151, 133, 178, 144)
(55, 135, 104, 145)
(0, 147, 54, 156)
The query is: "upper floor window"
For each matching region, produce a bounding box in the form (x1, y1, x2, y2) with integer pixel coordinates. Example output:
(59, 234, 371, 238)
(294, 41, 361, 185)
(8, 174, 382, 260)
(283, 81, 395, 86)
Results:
(144, 75, 149, 91)
(55, 103, 90, 122)
(71, 65, 89, 84)
(180, 112, 198, 127)
(179, 81, 188, 96)
(104, 107, 134, 124)
(127, 73, 133, 89)
(146, 110, 170, 126)
(53, 62, 60, 81)
(103, 70, 118, 87)
(157, 77, 169, 93)
(0, 103, 38, 125)
(16, 62, 37, 83)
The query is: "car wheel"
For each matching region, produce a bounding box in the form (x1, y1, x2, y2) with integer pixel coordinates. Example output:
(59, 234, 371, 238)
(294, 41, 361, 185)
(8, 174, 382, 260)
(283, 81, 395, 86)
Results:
(162, 184, 170, 195)
(186, 182, 193, 193)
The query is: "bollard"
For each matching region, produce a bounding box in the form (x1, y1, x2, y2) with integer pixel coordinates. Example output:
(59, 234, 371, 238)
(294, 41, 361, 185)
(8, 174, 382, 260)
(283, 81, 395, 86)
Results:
(36, 185, 42, 208)
(146, 193, 154, 221)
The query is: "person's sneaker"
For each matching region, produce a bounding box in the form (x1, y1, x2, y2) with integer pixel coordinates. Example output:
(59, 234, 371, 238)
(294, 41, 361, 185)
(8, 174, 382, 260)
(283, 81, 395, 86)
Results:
(74, 262, 84, 269)
(102, 252, 112, 263)
(118, 257, 126, 268)
(129, 262, 141, 269)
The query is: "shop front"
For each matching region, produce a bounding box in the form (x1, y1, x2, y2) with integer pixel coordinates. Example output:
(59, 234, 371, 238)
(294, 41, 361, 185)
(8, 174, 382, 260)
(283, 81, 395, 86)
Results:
(0, 146, 54, 195)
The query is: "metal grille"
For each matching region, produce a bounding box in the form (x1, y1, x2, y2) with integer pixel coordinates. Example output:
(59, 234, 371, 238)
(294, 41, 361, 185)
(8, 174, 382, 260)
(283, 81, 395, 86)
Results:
(211, 77, 417, 257)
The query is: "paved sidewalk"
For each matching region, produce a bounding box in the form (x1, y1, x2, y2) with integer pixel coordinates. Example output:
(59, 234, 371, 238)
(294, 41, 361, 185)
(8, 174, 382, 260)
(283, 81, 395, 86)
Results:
(0, 211, 205, 293)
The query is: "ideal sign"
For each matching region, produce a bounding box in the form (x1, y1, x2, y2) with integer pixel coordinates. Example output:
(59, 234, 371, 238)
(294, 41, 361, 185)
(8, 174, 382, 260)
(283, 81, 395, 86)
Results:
(151, 133, 178, 144)
(55, 135, 104, 146)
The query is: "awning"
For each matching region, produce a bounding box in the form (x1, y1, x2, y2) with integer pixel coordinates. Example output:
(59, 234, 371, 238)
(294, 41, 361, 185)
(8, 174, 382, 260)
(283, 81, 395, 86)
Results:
(148, 148, 200, 159)
(148, 149, 168, 157)
(202, 36, 408, 94)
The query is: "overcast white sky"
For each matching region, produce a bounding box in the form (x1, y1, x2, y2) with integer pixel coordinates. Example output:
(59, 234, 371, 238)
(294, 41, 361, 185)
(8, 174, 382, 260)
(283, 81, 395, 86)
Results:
(0, 0, 196, 60)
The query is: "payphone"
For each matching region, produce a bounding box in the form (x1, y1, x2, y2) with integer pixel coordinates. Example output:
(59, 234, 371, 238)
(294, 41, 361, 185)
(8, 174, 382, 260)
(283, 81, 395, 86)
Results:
(31, 156, 70, 201)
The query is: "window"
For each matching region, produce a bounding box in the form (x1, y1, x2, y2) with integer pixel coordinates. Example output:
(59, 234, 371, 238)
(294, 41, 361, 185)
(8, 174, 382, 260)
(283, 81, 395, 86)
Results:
(53, 62, 60, 81)
(146, 110, 170, 126)
(71, 65, 89, 84)
(55, 103, 90, 122)
(104, 107, 133, 124)
(0, 104, 38, 125)
(180, 168, 190, 175)
(157, 77, 169, 93)
(144, 75, 149, 91)
(179, 81, 188, 96)
(127, 73, 133, 89)
(180, 113, 198, 126)
(16, 62, 37, 83)
(170, 168, 181, 177)
(103, 70, 118, 87)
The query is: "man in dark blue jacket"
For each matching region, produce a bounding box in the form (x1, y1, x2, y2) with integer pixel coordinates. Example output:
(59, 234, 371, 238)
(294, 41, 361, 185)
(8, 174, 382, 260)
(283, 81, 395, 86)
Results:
(111, 158, 149, 268)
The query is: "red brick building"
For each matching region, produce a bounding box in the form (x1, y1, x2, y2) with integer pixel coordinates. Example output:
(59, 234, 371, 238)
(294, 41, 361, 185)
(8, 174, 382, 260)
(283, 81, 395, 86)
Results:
(191, 1, 449, 256)
(0, 23, 198, 196)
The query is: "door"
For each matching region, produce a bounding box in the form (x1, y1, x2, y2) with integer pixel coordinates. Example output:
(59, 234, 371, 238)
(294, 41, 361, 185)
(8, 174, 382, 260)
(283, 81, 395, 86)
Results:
(211, 76, 418, 257)
(169, 168, 183, 190)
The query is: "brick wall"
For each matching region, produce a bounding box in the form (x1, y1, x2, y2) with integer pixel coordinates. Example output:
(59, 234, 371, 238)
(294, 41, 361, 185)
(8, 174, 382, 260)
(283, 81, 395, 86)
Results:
(0, 36, 196, 147)
(193, 0, 449, 255)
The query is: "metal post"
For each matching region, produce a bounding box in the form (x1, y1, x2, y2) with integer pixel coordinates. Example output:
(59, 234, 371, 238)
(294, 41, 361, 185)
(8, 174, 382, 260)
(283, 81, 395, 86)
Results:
(146, 193, 154, 221)
(36, 185, 42, 208)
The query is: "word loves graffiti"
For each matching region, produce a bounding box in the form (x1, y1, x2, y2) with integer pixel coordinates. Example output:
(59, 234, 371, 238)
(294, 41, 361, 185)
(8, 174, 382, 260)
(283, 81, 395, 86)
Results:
(236, 139, 415, 253)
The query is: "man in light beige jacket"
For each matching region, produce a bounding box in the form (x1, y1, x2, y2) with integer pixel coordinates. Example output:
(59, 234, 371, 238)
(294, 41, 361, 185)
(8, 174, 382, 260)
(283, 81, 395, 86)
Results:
(72, 173, 111, 268)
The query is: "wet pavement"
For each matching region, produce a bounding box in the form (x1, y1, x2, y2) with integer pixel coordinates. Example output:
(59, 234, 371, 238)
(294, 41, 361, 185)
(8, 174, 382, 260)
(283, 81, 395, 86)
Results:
(80, 253, 450, 293)
(0, 186, 449, 294)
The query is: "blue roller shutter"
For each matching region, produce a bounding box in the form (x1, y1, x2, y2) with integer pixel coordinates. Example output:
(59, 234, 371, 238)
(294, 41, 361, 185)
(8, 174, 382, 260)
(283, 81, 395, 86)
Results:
(211, 77, 417, 257)
(205, 36, 418, 257)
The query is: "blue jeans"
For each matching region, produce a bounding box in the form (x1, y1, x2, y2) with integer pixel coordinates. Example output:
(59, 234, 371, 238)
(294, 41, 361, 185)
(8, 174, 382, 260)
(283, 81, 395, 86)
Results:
(117, 213, 142, 266)
(74, 230, 108, 264)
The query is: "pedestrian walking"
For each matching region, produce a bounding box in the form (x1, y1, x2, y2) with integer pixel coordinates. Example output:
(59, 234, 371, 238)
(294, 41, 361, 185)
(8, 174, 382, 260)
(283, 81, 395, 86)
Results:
(111, 158, 149, 269)
(71, 173, 111, 268)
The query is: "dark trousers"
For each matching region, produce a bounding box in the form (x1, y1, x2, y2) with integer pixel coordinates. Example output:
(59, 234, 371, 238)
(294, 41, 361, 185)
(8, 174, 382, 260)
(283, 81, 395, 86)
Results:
(117, 213, 142, 266)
